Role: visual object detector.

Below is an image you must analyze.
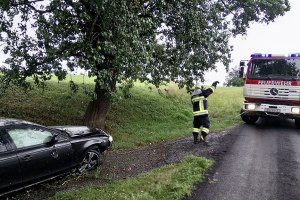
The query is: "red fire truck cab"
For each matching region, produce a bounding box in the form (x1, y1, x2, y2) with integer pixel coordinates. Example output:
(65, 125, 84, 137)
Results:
(240, 53, 300, 128)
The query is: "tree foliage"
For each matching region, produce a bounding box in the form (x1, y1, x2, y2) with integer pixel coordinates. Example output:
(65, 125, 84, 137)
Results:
(0, 0, 290, 127)
(225, 65, 244, 87)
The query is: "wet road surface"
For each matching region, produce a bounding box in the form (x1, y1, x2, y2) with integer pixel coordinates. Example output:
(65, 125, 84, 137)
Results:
(186, 118, 300, 200)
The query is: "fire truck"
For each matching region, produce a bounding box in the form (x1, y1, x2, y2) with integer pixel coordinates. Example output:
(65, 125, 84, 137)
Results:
(239, 53, 300, 128)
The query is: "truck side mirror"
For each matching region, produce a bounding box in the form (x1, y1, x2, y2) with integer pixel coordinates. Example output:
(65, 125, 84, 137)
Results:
(239, 67, 244, 78)
(239, 61, 247, 78)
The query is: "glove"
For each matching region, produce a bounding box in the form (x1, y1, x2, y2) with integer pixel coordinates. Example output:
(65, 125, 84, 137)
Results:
(211, 81, 219, 88)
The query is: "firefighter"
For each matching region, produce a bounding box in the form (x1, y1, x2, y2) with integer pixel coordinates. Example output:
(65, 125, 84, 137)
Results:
(191, 81, 219, 144)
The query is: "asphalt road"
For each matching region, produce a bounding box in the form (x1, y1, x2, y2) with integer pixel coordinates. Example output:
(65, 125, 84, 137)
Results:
(186, 118, 300, 200)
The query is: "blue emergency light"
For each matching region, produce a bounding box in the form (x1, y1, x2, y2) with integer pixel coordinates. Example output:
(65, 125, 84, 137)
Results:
(250, 53, 300, 58)
(250, 54, 272, 58)
(289, 53, 300, 57)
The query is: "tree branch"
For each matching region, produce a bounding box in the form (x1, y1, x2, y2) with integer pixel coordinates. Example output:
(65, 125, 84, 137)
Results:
(10, 0, 44, 7)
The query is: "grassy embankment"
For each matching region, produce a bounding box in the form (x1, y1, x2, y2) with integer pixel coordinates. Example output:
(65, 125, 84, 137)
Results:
(0, 75, 243, 199)
(0, 74, 243, 149)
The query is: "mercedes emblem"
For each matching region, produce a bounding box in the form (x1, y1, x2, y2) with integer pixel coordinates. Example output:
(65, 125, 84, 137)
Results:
(270, 88, 279, 96)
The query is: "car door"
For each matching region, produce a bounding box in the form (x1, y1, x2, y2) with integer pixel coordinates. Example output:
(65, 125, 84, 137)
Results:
(0, 131, 22, 193)
(42, 128, 74, 174)
(6, 125, 75, 183)
(6, 126, 60, 183)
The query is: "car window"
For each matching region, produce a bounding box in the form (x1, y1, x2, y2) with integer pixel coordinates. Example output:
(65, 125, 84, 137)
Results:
(7, 127, 53, 149)
(0, 135, 7, 153)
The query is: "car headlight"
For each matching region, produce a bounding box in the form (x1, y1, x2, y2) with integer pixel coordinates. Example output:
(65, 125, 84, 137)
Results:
(291, 107, 300, 114)
(246, 104, 256, 110)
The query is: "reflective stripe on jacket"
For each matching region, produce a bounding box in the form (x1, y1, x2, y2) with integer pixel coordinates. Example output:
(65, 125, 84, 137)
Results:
(191, 86, 215, 116)
(192, 96, 208, 116)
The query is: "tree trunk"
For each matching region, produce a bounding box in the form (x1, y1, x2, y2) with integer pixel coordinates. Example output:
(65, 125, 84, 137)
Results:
(83, 61, 117, 129)
(83, 92, 111, 130)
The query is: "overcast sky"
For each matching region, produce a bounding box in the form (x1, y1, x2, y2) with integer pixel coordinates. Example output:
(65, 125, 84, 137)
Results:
(1, 0, 299, 86)
(205, 0, 300, 85)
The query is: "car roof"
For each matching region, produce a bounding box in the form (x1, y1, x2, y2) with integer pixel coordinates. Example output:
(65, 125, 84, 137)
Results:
(0, 118, 37, 127)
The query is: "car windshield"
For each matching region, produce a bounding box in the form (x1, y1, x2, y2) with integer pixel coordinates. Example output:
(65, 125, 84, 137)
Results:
(248, 58, 300, 80)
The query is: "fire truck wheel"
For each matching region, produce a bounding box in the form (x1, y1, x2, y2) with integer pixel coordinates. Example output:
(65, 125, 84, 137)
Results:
(295, 119, 300, 129)
(241, 114, 259, 124)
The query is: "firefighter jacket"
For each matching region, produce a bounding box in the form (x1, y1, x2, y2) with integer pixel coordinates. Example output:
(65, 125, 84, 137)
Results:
(191, 86, 215, 116)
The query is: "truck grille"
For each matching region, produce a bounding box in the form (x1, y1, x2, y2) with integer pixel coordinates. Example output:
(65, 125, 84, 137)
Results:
(244, 84, 300, 101)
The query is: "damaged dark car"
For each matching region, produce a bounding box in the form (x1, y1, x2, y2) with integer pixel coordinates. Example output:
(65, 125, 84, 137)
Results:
(0, 118, 113, 196)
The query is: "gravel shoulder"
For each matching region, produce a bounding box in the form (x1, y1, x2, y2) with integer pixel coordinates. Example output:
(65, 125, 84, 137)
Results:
(7, 126, 239, 200)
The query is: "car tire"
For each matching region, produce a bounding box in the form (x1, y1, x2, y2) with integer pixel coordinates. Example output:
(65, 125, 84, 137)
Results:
(295, 118, 300, 129)
(241, 109, 259, 124)
(77, 146, 104, 173)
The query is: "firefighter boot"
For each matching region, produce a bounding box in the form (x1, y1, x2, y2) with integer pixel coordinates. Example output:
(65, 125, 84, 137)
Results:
(193, 132, 200, 144)
(200, 131, 208, 145)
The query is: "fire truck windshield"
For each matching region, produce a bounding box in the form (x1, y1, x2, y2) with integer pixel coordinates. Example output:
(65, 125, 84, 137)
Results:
(248, 58, 300, 80)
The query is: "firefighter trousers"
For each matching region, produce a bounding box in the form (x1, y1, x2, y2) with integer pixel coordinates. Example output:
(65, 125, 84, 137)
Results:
(193, 115, 210, 134)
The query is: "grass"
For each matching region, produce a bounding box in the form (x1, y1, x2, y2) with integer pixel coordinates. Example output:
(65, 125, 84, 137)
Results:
(108, 82, 243, 149)
(52, 155, 213, 200)
(0, 75, 244, 149)
(0, 83, 90, 125)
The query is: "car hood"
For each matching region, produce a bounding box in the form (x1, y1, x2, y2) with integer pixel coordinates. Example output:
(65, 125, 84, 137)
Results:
(50, 126, 109, 138)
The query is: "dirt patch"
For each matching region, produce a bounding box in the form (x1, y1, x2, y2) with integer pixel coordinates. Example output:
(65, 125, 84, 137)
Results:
(6, 127, 238, 200)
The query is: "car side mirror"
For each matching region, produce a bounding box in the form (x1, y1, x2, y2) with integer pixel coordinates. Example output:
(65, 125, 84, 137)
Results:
(46, 134, 58, 145)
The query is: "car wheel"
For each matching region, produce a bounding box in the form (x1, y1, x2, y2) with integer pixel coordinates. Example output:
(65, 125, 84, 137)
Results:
(241, 109, 259, 124)
(295, 118, 300, 129)
(77, 147, 103, 173)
